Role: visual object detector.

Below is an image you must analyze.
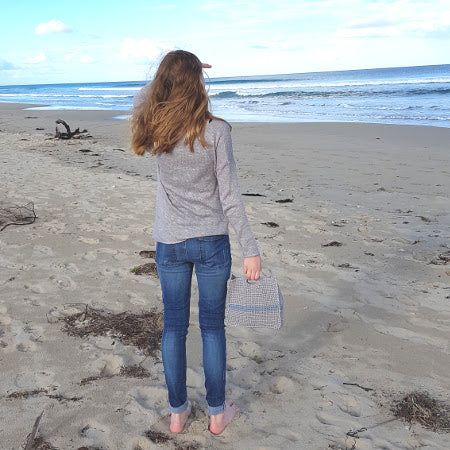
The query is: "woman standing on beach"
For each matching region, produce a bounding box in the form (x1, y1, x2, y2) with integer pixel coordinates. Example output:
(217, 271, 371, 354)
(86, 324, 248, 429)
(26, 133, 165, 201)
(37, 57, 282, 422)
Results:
(130, 50, 261, 435)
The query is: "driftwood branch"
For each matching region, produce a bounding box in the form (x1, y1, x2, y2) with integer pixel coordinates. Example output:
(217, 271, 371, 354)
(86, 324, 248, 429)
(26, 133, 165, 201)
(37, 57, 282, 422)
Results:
(0, 202, 37, 232)
(55, 119, 89, 139)
(24, 410, 44, 450)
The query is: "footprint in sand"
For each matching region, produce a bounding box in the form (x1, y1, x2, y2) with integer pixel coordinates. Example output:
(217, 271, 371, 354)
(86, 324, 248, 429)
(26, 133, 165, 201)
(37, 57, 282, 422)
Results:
(14, 370, 56, 390)
(82, 251, 97, 261)
(25, 280, 55, 294)
(122, 395, 160, 429)
(130, 437, 154, 450)
(238, 341, 265, 362)
(0, 309, 12, 349)
(311, 376, 368, 442)
(132, 386, 167, 411)
(49, 275, 77, 290)
(336, 394, 362, 417)
(51, 262, 80, 273)
(31, 245, 55, 258)
(78, 236, 100, 245)
(99, 354, 125, 376)
(24, 275, 76, 293)
(46, 303, 87, 323)
(17, 341, 37, 352)
(316, 411, 339, 426)
(374, 323, 447, 348)
(270, 376, 295, 394)
(79, 421, 110, 446)
(0, 310, 43, 352)
(314, 409, 362, 439)
(111, 234, 129, 241)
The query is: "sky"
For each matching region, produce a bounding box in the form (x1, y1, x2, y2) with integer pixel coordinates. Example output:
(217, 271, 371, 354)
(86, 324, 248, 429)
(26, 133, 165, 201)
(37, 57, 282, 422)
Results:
(1, 0, 449, 85)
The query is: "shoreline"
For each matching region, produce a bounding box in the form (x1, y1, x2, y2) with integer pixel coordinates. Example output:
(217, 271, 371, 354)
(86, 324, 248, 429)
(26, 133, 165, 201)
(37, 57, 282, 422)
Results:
(2, 101, 450, 130)
(1, 103, 449, 449)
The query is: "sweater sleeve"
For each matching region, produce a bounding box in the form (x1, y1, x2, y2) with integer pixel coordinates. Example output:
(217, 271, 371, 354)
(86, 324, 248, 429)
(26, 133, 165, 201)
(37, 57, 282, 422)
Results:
(215, 123, 260, 258)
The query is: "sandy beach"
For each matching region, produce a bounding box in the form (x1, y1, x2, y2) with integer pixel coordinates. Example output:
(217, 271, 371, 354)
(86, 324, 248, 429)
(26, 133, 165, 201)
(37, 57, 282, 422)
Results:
(1, 103, 449, 449)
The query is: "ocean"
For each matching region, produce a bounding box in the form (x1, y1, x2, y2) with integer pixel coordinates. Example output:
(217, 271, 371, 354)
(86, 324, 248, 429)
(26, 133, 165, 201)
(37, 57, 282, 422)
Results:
(1, 64, 449, 127)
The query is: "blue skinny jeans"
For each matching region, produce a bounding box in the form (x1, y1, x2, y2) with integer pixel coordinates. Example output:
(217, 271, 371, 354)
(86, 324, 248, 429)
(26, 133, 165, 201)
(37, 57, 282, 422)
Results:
(155, 234, 232, 415)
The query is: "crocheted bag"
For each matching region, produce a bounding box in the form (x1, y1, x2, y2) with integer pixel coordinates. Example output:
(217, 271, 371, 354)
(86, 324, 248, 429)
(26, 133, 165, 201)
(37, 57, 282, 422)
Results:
(224, 274, 283, 329)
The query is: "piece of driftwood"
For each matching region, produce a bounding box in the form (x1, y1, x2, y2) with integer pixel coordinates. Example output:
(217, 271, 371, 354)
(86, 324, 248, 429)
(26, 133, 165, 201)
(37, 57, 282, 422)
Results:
(55, 119, 89, 139)
(24, 410, 44, 450)
(261, 222, 279, 228)
(0, 202, 37, 231)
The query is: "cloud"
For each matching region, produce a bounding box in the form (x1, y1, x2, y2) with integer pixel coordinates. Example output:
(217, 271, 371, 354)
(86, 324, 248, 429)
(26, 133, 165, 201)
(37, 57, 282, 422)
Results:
(80, 55, 93, 64)
(141, 4, 180, 11)
(337, 1, 450, 39)
(64, 53, 94, 64)
(35, 19, 73, 35)
(0, 58, 17, 70)
(120, 38, 173, 62)
(345, 17, 398, 29)
(27, 53, 46, 64)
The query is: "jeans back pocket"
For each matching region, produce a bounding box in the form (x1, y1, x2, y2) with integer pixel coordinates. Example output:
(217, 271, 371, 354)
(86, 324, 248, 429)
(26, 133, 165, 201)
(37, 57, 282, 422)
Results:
(200, 235, 231, 268)
(155, 242, 179, 266)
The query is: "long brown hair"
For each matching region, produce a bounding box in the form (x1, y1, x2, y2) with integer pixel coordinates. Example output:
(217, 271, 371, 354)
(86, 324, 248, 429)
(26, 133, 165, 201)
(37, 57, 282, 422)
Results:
(131, 50, 221, 156)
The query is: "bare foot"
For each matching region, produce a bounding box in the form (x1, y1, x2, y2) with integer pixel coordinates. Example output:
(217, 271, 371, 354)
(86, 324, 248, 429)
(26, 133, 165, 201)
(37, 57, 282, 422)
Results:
(209, 400, 240, 435)
(170, 402, 192, 433)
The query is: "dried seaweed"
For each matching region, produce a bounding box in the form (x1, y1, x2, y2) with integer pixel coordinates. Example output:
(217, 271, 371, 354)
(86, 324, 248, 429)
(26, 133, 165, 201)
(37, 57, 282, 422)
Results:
(275, 198, 293, 203)
(175, 444, 200, 450)
(322, 241, 343, 247)
(145, 430, 171, 444)
(7, 388, 47, 399)
(430, 251, 450, 265)
(337, 263, 359, 271)
(144, 430, 199, 450)
(80, 375, 103, 386)
(30, 437, 58, 450)
(0, 202, 36, 231)
(119, 364, 151, 378)
(392, 391, 450, 432)
(131, 262, 159, 277)
(7, 388, 81, 403)
(60, 306, 163, 357)
(47, 394, 82, 402)
(80, 365, 150, 386)
(139, 250, 156, 258)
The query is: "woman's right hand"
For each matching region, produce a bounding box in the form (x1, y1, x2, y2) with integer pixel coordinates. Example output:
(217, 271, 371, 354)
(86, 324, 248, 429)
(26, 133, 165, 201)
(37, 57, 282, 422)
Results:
(243, 255, 261, 281)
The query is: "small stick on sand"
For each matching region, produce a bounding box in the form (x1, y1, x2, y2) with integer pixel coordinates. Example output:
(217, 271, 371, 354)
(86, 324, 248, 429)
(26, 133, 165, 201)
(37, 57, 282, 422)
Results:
(24, 410, 44, 450)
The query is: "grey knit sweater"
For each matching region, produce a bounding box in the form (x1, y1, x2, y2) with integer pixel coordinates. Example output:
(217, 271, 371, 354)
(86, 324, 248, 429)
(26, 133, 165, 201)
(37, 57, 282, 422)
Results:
(152, 119, 259, 258)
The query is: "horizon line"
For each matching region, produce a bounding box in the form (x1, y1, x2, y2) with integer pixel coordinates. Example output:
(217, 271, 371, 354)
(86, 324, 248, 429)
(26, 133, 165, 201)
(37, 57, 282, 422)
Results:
(1, 62, 449, 88)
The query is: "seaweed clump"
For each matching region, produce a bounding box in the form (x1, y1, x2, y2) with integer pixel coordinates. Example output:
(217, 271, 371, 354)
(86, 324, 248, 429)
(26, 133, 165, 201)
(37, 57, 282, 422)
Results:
(61, 306, 163, 357)
(392, 391, 450, 433)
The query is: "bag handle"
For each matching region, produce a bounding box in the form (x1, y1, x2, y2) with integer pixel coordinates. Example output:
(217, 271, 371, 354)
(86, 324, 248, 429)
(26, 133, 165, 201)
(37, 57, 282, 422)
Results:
(230, 268, 274, 283)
